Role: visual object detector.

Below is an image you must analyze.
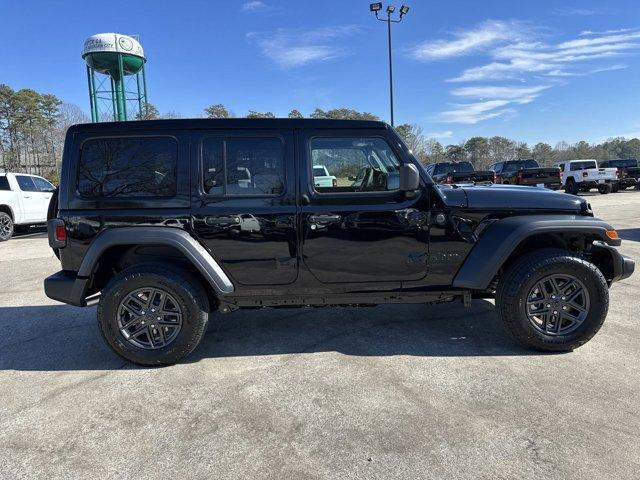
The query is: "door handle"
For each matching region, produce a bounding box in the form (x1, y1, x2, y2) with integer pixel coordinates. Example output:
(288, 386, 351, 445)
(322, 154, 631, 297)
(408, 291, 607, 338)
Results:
(205, 216, 240, 226)
(308, 214, 341, 224)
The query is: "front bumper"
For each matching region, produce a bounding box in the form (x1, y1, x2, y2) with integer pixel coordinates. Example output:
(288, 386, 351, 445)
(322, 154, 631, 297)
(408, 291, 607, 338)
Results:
(591, 242, 635, 283)
(44, 271, 88, 307)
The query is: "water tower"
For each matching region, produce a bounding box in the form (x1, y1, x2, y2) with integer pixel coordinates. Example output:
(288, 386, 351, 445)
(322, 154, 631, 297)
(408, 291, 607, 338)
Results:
(82, 33, 148, 122)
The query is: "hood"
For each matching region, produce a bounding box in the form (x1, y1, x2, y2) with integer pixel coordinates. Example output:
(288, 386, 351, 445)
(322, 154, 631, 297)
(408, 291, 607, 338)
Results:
(437, 184, 588, 213)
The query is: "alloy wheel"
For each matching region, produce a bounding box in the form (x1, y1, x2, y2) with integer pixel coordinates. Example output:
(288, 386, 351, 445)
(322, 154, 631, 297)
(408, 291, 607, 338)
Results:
(525, 274, 590, 336)
(0, 215, 13, 240)
(117, 287, 183, 349)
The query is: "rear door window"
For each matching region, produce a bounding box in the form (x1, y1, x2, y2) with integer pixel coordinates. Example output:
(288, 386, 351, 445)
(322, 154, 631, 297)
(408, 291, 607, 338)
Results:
(202, 137, 285, 196)
(0, 176, 10, 191)
(78, 137, 177, 198)
(16, 175, 39, 192)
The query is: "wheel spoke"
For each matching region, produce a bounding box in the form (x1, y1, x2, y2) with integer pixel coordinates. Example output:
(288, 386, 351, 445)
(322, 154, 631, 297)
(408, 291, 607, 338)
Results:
(117, 286, 183, 350)
(525, 273, 590, 337)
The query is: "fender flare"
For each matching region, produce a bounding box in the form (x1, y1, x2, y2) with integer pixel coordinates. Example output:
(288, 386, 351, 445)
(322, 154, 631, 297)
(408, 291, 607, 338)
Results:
(78, 227, 234, 295)
(452, 215, 619, 290)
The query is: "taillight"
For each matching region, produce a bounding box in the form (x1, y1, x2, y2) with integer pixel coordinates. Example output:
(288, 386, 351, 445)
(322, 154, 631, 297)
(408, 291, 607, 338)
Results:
(445, 174, 454, 184)
(517, 171, 523, 183)
(332, 178, 338, 187)
(48, 218, 67, 249)
(55, 224, 67, 243)
(492, 172, 497, 183)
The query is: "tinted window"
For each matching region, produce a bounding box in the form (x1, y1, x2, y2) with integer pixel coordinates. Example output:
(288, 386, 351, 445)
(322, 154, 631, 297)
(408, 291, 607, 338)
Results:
(452, 162, 474, 173)
(605, 159, 637, 168)
(503, 160, 539, 173)
(202, 137, 285, 196)
(16, 175, 39, 192)
(0, 176, 9, 191)
(310, 137, 400, 193)
(78, 137, 177, 198)
(32, 177, 55, 192)
(313, 166, 327, 177)
(570, 161, 597, 171)
(433, 163, 450, 175)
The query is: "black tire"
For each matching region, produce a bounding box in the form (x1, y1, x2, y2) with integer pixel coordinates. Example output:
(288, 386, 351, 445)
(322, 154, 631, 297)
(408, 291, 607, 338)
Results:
(598, 184, 612, 194)
(98, 264, 210, 366)
(0, 212, 14, 241)
(611, 184, 620, 193)
(496, 248, 608, 352)
(564, 178, 579, 195)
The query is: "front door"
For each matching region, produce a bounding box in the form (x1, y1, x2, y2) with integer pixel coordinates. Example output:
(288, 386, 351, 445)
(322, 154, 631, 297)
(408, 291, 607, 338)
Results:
(190, 129, 298, 287)
(299, 130, 429, 284)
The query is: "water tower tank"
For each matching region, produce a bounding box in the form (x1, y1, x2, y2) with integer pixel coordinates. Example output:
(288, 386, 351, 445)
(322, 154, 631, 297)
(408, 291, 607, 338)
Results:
(82, 33, 148, 122)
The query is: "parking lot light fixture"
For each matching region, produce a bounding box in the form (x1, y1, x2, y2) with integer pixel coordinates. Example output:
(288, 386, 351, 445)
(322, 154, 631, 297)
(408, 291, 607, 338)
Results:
(369, 3, 410, 126)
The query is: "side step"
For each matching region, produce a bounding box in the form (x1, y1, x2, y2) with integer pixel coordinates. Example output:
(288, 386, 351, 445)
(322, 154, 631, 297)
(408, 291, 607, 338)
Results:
(219, 290, 471, 312)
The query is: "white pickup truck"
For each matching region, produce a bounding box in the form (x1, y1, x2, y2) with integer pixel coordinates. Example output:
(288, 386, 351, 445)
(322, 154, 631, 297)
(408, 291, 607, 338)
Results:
(312, 165, 337, 188)
(556, 160, 617, 195)
(0, 173, 56, 241)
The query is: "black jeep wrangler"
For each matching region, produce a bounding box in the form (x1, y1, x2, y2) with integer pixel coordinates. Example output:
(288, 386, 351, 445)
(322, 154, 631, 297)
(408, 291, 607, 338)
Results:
(45, 119, 634, 365)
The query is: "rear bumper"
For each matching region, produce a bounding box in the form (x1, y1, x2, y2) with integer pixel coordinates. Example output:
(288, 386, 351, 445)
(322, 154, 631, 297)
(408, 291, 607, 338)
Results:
(44, 271, 88, 307)
(591, 242, 635, 283)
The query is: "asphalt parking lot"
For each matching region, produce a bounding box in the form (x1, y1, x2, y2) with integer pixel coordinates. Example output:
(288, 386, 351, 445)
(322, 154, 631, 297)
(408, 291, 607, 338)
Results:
(1, 190, 639, 480)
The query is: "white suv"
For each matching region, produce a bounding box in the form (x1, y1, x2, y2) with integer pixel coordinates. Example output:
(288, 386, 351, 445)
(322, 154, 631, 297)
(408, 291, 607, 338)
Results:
(0, 173, 55, 241)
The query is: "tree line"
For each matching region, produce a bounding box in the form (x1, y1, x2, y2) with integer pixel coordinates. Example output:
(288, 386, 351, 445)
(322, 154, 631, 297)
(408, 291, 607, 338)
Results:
(1, 86, 639, 184)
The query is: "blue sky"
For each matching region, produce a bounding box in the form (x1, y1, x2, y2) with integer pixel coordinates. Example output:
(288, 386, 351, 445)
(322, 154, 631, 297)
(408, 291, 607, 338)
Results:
(2, 0, 639, 145)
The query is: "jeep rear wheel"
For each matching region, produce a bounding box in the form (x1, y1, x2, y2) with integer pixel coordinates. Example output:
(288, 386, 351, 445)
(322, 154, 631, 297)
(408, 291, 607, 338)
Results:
(0, 212, 14, 241)
(496, 249, 608, 352)
(98, 264, 209, 366)
(598, 184, 612, 194)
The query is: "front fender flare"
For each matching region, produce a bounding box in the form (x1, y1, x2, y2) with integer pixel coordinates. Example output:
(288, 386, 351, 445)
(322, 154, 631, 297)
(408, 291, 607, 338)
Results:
(78, 227, 234, 294)
(452, 215, 619, 290)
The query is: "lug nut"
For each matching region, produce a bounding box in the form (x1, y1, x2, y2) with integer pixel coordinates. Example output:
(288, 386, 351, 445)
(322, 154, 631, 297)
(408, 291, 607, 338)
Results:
(553, 310, 558, 315)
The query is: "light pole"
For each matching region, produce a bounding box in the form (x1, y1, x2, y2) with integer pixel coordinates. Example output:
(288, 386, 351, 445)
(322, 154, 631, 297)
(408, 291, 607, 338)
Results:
(369, 3, 410, 127)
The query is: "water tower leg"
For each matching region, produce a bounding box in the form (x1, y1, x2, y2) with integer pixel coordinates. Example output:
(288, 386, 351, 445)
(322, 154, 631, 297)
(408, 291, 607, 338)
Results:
(87, 66, 99, 123)
(110, 77, 118, 121)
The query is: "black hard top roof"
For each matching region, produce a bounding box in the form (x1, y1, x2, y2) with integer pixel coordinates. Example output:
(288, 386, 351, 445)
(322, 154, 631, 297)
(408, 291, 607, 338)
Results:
(69, 118, 390, 134)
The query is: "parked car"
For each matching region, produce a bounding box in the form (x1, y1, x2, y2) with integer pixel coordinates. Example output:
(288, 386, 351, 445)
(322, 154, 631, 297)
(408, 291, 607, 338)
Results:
(425, 161, 494, 185)
(0, 172, 56, 241)
(556, 160, 617, 195)
(598, 159, 639, 192)
(45, 118, 634, 365)
(312, 165, 337, 188)
(489, 160, 561, 189)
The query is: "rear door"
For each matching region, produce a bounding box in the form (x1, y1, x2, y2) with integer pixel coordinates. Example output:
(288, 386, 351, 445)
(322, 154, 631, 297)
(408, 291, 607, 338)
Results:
(299, 129, 429, 284)
(14, 175, 41, 221)
(190, 129, 298, 287)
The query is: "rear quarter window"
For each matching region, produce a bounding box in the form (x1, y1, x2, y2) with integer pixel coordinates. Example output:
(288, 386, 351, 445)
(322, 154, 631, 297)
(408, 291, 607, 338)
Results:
(0, 176, 10, 191)
(78, 137, 177, 198)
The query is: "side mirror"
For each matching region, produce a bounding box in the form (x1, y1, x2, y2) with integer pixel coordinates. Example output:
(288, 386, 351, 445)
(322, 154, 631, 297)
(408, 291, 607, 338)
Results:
(399, 164, 420, 191)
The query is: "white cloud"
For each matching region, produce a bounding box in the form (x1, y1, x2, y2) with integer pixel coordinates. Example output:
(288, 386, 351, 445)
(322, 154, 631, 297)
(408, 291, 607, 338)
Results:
(241, 1, 266, 12)
(410, 20, 526, 60)
(447, 28, 640, 82)
(439, 100, 514, 124)
(450, 85, 551, 100)
(248, 26, 363, 68)
(425, 130, 454, 139)
(553, 7, 605, 16)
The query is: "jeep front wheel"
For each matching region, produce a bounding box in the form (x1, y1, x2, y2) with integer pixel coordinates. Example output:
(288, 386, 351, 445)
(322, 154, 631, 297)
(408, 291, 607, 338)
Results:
(0, 212, 14, 241)
(496, 249, 608, 352)
(98, 264, 210, 366)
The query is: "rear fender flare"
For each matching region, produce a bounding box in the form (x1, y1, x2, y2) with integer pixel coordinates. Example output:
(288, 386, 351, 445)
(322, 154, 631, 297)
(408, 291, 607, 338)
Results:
(78, 227, 234, 295)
